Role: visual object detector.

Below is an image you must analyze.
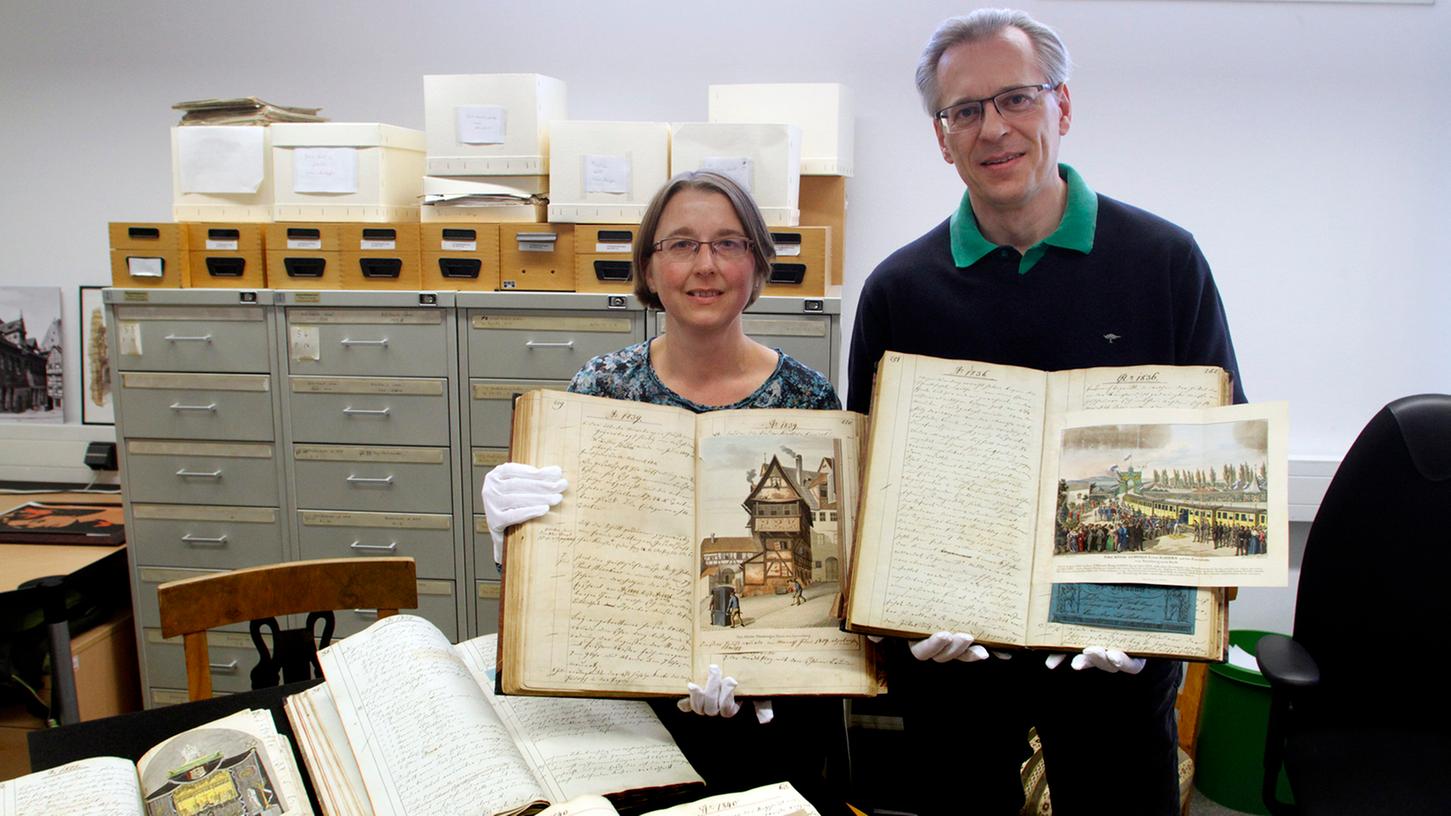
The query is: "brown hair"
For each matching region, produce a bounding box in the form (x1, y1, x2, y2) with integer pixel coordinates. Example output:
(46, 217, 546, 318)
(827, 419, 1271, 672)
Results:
(632, 170, 776, 311)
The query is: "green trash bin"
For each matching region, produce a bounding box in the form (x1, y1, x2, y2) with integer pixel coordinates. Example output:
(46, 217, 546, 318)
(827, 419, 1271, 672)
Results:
(1194, 629, 1294, 814)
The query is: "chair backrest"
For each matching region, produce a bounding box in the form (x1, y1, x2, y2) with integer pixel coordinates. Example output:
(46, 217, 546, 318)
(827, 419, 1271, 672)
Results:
(1293, 394, 1451, 722)
(157, 557, 418, 700)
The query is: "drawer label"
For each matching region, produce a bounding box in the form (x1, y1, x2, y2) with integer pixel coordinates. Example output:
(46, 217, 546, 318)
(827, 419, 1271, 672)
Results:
(472, 449, 508, 467)
(121, 372, 271, 391)
(290, 309, 443, 325)
(114, 306, 263, 322)
(471, 382, 549, 401)
(290, 325, 322, 362)
(418, 579, 453, 597)
(118, 321, 144, 356)
(741, 317, 829, 338)
(477, 582, 502, 600)
(133, 504, 276, 523)
(127, 440, 274, 458)
(470, 314, 632, 332)
(294, 444, 446, 464)
(291, 377, 445, 396)
(300, 510, 451, 529)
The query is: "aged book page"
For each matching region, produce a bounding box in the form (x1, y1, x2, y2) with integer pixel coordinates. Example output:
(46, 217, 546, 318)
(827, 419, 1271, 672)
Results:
(0, 757, 141, 816)
(286, 684, 371, 816)
(135, 708, 313, 816)
(537, 781, 820, 816)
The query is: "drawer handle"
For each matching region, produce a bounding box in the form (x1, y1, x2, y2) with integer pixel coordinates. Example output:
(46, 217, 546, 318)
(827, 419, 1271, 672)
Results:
(169, 402, 218, 412)
(181, 534, 229, 546)
(352, 609, 381, 618)
(176, 469, 223, 479)
(340, 337, 389, 347)
(346, 474, 395, 487)
(343, 407, 392, 417)
(349, 540, 399, 552)
(164, 333, 213, 343)
(209, 660, 239, 672)
(524, 340, 575, 350)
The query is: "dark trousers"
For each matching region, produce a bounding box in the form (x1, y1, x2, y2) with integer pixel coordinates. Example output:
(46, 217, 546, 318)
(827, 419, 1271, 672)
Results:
(884, 642, 1182, 815)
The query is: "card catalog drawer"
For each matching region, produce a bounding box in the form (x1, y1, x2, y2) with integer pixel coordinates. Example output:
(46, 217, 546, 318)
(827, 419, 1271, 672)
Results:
(472, 514, 502, 582)
(112, 306, 270, 373)
(131, 504, 283, 570)
(286, 308, 447, 377)
(469, 448, 507, 515)
(124, 440, 280, 506)
(110, 223, 189, 289)
(144, 628, 263, 693)
(422, 223, 500, 290)
(465, 310, 639, 379)
(763, 226, 829, 297)
(118, 372, 274, 441)
(330, 580, 457, 641)
(740, 314, 833, 378)
(288, 376, 450, 446)
(468, 379, 569, 448)
(475, 580, 501, 636)
(498, 225, 575, 291)
(265, 250, 343, 290)
(292, 444, 453, 513)
(297, 509, 456, 580)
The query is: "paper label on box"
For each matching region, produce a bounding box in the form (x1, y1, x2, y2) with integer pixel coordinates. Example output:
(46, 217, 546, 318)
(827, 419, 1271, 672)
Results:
(118, 321, 143, 356)
(206, 238, 240, 251)
(441, 240, 477, 252)
(457, 105, 507, 145)
(583, 155, 631, 195)
(287, 237, 323, 250)
(700, 156, 753, 192)
(127, 257, 165, 279)
(360, 238, 397, 250)
(596, 242, 631, 253)
(177, 126, 265, 194)
(292, 147, 358, 194)
(290, 325, 321, 362)
(774, 244, 802, 257)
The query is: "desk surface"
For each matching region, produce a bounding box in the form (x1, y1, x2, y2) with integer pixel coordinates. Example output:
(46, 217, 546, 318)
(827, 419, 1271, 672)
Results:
(0, 492, 123, 592)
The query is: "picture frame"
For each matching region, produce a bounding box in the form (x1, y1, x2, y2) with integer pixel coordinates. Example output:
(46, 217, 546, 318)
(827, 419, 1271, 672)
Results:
(0, 286, 64, 423)
(79, 285, 114, 425)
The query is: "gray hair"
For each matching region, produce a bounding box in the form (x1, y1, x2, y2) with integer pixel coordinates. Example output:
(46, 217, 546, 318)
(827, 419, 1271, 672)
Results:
(915, 8, 1073, 116)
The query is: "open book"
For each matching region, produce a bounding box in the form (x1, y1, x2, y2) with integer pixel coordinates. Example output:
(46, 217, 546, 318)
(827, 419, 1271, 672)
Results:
(847, 353, 1288, 661)
(501, 389, 881, 699)
(538, 781, 819, 816)
(284, 615, 703, 816)
(1, 709, 311, 816)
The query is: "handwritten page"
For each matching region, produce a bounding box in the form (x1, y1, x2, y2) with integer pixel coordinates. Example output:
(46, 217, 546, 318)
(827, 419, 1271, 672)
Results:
(851, 355, 1046, 643)
(643, 781, 821, 816)
(458, 634, 702, 803)
(0, 757, 141, 816)
(537, 796, 620, 816)
(511, 392, 700, 695)
(286, 684, 372, 816)
(318, 615, 546, 816)
(136, 708, 312, 816)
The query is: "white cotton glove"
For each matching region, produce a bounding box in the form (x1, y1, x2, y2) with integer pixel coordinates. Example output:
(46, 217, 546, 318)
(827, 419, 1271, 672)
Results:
(483, 463, 567, 565)
(1044, 645, 1146, 674)
(677, 664, 741, 718)
(909, 631, 996, 663)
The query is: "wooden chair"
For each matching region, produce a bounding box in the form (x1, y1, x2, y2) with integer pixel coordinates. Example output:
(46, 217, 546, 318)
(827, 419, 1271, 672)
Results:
(157, 557, 418, 700)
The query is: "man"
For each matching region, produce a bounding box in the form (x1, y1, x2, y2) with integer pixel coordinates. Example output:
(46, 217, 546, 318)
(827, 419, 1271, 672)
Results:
(847, 9, 1245, 815)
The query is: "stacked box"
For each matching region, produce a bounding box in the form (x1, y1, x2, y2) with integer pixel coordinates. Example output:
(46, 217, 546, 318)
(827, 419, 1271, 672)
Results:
(763, 226, 830, 297)
(670, 123, 801, 226)
(186, 224, 266, 289)
(421, 176, 547, 224)
(708, 83, 854, 177)
(499, 224, 575, 291)
(172, 126, 274, 222)
(547, 122, 670, 224)
(110, 223, 189, 288)
(574, 225, 639, 294)
(264, 223, 342, 289)
(424, 74, 565, 176)
(800, 175, 847, 288)
(339, 224, 422, 290)
(271, 123, 425, 223)
(421, 225, 501, 290)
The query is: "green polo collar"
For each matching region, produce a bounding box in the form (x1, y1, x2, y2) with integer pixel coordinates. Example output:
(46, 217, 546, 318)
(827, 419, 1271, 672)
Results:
(949, 163, 1097, 274)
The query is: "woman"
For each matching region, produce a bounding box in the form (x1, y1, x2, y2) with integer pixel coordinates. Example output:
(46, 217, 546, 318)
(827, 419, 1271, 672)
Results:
(484, 171, 845, 809)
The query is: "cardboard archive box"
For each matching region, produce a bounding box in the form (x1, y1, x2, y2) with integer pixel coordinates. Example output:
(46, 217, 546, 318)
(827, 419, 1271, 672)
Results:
(708, 83, 854, 177)
(573, 225, 639, 294)
(186, 224, 266, 289)
(670, 123, 801, 226)
(799, 175, 846, 287)
(420, 224, 501, 290)
(171, 126, 274, 222)
(339, 224, 422, 290)
(264, 223, 342, 289)
(763, 226, 829, 297)
(424, 74, 566, 175)
(547, 122, 671, 224)
(420, 175, 547, 223)
(109, 223, 189, 289)
(270, 123, 425, 223)
(498, 224, 575, 291)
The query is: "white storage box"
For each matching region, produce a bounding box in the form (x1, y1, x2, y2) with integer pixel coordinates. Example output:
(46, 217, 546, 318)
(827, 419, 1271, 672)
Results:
(171, 126, 274, 222)
(424, 74, 567, 176)
(708, 83, 854, 177)
(421, 175, 547, 223)
(547, 121, 670, 224)
(271, 123, 425, 222)
(670, 123, 801, 226)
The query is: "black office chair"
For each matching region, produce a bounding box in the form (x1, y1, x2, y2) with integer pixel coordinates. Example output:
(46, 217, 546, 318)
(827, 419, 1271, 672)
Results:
(1258, 394, 1451, 816)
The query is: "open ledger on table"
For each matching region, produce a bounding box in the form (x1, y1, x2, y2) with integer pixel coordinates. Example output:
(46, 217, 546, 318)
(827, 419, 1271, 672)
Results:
(500, 389, 882, 699)
(285, 616, 704, 816)
(845, 352, 1289, 661)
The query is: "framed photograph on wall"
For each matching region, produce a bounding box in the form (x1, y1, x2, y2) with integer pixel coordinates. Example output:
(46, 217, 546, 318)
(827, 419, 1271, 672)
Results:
(0, 286, 64, 423)
(79, 285, 114, 425)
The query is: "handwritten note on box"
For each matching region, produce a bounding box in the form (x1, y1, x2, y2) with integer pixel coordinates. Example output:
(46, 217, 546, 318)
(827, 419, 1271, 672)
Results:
(292, 147, 358, 194)
(457, 105, 507, 145)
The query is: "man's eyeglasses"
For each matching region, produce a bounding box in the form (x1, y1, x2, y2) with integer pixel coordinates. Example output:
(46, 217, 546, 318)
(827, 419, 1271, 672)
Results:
(652, 237, 754, 262)
(935, 83, 1057, 134)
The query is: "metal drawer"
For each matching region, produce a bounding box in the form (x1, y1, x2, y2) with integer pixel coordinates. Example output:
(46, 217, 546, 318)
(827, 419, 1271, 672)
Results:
(465, 310, 641, 379)
(739, 314, 834, 380)
(118, 372, 274, 441)
(330, 580, 458, 641)
(130, 505, 282, 570)
(124, 440, 280, 507)
(288, 376, 450, 446)
(286, 308, 447, 377)
(475, 581, 501, 637)
(296, 509, 456, 580)
(469, 448, 507, 515)
(472, 514, 501, 582)
(113, 306, 271, 373)
(292, 444, 453, 514)
(144, 628, 267, 694)
(135, 566, 232, 630)
(467, 379, 569, 448)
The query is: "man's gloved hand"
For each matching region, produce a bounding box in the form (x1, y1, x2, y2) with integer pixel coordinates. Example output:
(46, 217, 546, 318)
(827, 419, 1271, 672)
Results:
(1044, 645, 1146, 674)
(674, 665, 776, 724)
(909, 631, 997, 663)
(482, 463, 567, 565)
